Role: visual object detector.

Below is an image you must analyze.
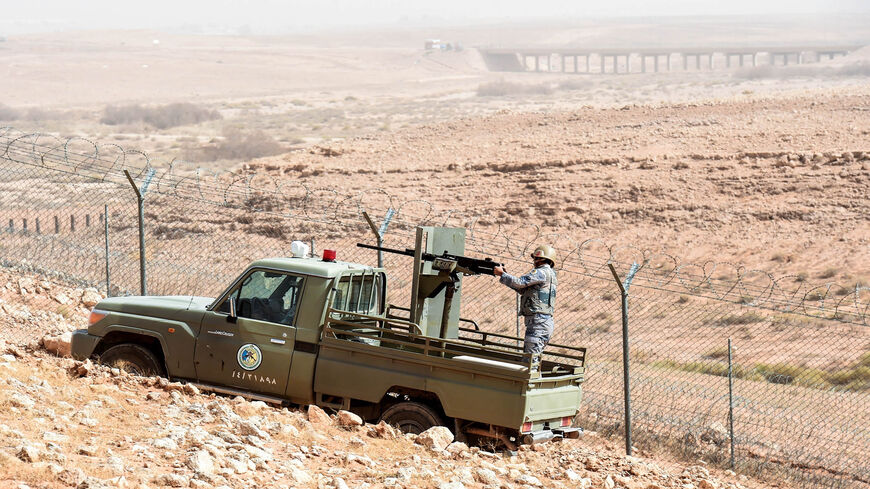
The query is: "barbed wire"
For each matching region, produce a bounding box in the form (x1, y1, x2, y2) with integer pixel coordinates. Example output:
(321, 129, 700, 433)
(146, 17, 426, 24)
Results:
(2, 127, 866, 325)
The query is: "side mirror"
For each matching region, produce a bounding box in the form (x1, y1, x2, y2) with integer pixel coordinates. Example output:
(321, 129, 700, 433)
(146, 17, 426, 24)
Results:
(227, 298, 238, 323)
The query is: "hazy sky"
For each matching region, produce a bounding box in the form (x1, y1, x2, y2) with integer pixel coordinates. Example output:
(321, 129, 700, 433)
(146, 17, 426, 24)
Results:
(2, 0, 870, 34)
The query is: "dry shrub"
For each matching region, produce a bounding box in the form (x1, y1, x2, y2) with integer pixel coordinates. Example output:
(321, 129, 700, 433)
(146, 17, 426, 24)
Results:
(0, 103, 66, 122)
(185, 128, 285, 162)
(557, 79, 594, 91)
(100, 103, 221, 129)
(734, 61, 870, 80)
(0, 103, 21, 120)
(476, 80, 554, 97)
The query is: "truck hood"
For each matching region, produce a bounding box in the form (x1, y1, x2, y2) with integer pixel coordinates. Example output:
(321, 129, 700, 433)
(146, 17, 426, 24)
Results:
(95, 295, 214, 320)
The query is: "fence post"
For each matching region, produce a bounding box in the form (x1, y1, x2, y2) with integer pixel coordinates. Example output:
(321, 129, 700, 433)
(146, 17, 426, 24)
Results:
(104, 204, 111, 298)
(728, 338, 735, 469)
(124, 168, 156, 296)
(608, 261, 641, 456)
(361, 208, 395, 268)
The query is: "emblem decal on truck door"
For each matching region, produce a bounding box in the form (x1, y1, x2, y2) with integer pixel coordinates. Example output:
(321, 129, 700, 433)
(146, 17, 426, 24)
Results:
(237, 344, 262, 371)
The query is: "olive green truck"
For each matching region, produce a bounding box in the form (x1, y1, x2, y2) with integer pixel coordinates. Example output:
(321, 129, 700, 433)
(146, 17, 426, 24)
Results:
(71, 226, 586, 449)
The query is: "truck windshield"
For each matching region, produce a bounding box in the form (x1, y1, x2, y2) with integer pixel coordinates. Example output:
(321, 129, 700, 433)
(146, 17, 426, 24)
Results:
(332, 272, 383, 316)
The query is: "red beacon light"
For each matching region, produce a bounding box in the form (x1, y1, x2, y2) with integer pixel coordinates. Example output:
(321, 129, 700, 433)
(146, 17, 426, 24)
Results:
(322, 249, 337, 262)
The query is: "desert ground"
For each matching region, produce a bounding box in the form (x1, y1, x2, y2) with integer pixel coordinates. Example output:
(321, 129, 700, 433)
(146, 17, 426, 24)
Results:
(1, 14, 869, 489)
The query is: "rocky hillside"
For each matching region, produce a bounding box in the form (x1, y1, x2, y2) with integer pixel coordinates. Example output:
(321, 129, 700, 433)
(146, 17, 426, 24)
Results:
(1, 351, 770, 489)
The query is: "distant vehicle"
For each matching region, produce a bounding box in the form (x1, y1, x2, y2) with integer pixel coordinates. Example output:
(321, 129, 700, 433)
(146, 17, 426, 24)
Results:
(71, 227, 586, 449)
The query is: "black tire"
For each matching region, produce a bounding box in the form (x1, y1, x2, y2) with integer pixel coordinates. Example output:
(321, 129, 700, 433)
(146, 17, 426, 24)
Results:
(379, 401, 444, 434)
(99, 343, 165, 377)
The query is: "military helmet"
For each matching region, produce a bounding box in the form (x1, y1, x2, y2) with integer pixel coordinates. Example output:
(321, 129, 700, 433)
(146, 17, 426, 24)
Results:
(531, 245, 556, 265)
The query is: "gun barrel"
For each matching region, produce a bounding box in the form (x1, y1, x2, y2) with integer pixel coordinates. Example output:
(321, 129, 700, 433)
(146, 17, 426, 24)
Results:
(356, 243, 415, 257)
(356, 243, 503, 275)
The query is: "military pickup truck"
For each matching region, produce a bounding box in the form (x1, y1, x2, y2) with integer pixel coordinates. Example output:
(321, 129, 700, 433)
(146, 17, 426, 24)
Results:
(71, 228, 586, 448)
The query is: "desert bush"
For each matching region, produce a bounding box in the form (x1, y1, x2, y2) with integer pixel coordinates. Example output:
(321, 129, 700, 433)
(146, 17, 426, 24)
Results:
(101, 103, 221, 129)
(476, 80, 554, 97)
(734, 61, 870, 80)
(703, 346, 729, 360)
(0, 104, 65, 121)
(716, 311, 766, 326)
(818, 267, 838, 279)
(0, 103, 21, 120)
(557, 79, 594, 91)
(184, 128, 285, 162)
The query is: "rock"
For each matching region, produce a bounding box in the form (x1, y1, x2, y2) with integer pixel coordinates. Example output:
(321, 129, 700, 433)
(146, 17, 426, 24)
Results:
(397, 467, 416, 481)
(79, 417, 98, 427)
(77, 445, 98, 456)
(152, 437, 179, 450)
(183, 384, 201, 396)
(603, 474, 615, 489)
(474, 468, 500, 485)
(516, 474, 542, 487)
(187, 450, 215, 474)
(107, 455, 125, 475)
(57, 468, 86, 486)
(368, 420, 398, 440)
(81, 288, 102, 307)
(290, 466, 313, 484)
(42, 332, 72, 357)
(336, 410, 363, 427)
(52, 292, 72, 305)
(698, 481, 715, 489)
(333, 477, 350, 489)
(629, 462, 649, 476)
(701, 422, 728, 445)
(72, 360, 94, 377)
(10, 393, 36, 410)
(446, 441, 470, 457)
(243, 445, 273, 462)
(564, 469, 582, 481)
(307, 404, 332, 424)
(683, 466, 711, 479)
(234, 419, 268, 439)
(438, 483, 465, 489)
(415, 426, 454, 451)
(163, 381, 184, 392)
(585, 455, 601, 471)
(17, 444, 40, 462)
(225, 458, 248, 474)
(154, 473, 189, 487)
(18, 277, 35, 294)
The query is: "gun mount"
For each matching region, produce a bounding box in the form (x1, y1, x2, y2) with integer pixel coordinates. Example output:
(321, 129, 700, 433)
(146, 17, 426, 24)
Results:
(358, 226, 503, 340)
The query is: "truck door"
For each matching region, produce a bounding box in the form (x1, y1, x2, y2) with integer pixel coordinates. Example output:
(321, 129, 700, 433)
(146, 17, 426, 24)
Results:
(194, 269, 303, 397)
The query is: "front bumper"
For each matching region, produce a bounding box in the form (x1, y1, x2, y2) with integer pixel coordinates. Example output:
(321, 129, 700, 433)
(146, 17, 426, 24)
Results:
(70, 329, 101, 360)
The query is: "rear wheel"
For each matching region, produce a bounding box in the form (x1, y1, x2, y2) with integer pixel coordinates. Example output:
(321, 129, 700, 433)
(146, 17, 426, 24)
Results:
(99, 343, 165, 377)
(379, 401, 443, 434)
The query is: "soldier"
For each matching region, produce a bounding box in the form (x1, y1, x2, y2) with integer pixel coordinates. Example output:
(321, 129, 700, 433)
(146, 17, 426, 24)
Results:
(493, 245, 558, 354)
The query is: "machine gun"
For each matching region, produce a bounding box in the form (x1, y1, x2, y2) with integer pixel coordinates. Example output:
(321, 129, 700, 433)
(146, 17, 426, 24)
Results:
(356, 243, 503, 276)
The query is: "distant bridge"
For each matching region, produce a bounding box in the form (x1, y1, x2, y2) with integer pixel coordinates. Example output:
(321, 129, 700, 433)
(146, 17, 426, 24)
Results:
(478, 45, 864, 73)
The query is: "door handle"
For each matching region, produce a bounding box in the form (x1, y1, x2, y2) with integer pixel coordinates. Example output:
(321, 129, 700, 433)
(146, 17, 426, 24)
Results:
(270, 338, 286, 345)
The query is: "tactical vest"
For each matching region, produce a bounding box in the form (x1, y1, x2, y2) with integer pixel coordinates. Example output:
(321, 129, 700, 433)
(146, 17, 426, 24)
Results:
(520, 265, 557, 316)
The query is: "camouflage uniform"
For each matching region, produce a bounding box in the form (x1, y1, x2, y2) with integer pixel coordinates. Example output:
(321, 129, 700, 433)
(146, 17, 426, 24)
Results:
(499, 264, 557, 354)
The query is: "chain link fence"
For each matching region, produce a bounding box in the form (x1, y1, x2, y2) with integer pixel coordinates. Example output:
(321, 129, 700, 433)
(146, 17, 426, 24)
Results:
(1, 128, 868, 488)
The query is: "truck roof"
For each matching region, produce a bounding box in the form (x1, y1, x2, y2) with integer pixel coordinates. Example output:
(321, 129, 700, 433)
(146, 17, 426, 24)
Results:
(250, 256, 381, 278)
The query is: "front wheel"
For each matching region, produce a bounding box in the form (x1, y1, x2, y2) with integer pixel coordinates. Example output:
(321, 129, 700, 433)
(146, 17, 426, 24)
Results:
(99, 343, 165, 377)
(379, 401, 444, 434)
